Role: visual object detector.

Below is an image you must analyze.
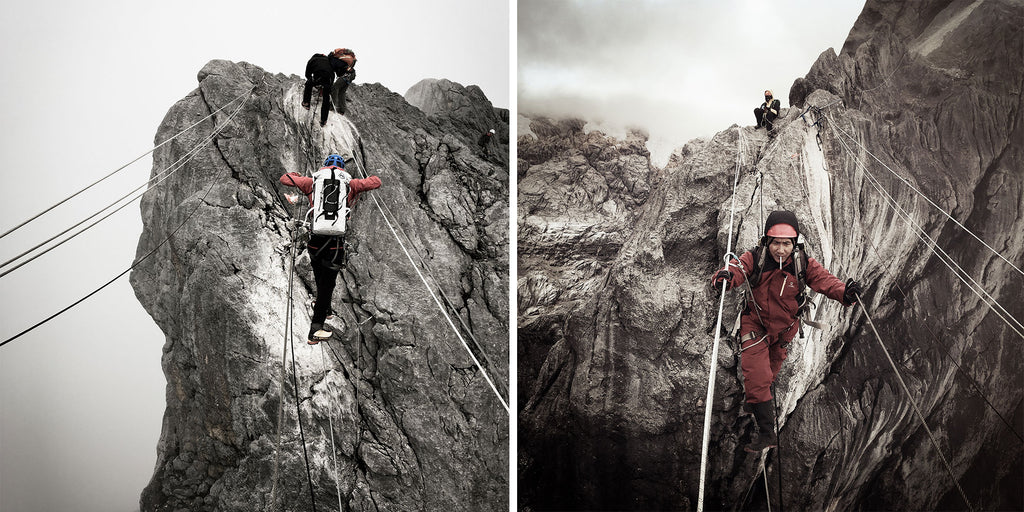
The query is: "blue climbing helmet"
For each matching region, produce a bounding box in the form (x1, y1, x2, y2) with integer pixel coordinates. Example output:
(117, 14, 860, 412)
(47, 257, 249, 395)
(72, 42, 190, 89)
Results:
(323, 154, 345, 168)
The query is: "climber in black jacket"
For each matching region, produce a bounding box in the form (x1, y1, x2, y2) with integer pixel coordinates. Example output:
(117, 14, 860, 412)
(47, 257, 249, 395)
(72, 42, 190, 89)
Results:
(302, 51, 350, 126)
(755, 90, 782, 131)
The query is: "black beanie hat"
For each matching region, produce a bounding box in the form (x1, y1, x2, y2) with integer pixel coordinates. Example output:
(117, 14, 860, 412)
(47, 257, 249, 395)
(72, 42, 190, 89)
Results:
(764, 210, 799, 238)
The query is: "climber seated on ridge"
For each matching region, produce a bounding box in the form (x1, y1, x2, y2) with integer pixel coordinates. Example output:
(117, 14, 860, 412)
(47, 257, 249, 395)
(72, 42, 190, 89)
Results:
(280, 154, 381, 344)
(710, 210, 863, 452)
(754, 89, 781, 131)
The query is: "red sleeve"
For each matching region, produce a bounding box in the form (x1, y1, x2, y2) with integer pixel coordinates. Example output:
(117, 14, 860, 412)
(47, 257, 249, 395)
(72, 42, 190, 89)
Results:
(280, 172, 313, 195)
(710, 250, 755, 289)
(349, 175, 381, 194)
(805, 257, 847, 304)
(347, 175, 381, 204)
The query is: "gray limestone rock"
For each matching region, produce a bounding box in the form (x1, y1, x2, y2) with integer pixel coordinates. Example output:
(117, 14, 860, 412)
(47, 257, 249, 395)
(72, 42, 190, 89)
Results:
(130, 59, 508, 511)
(406, 78, 510, 169)
(518, 0, 1024, 510)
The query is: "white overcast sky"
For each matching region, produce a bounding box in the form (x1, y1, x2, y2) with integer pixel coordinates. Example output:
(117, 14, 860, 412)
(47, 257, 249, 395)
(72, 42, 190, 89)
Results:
(0, 1, 507, 511)
(519, 0, 865, 167)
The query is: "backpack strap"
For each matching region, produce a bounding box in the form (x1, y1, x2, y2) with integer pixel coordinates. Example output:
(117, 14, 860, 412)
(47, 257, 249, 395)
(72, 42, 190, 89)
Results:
(747, 245, 768, 288)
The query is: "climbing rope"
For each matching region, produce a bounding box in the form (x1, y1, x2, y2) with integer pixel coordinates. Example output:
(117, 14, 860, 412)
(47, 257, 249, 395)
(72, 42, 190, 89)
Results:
(761, 451, 772, 512)
(358, 160, 509, 400)
(771, 385, 784, 512)
(287, 298, 319, 512)
(855, 225, 1024, 444)
(826, 114, 1024, 339)
(0, 93, 252, 278)
(698, 126, 745, 512)
(349, 155, 510, 413)
(855, 293, 975, 511)
(317, 342, 345, 512)
(269, 205, 299, 510)
(829, 115, 1024, 278)
(0, 91, 254, 347)
(819, 108, 1000, 511)
(0, 174, 218, 348)
(0, 86, 254, 241)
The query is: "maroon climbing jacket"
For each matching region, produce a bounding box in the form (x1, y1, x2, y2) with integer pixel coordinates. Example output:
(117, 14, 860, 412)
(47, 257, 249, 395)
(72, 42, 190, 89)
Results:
(712, 250, 848, 342)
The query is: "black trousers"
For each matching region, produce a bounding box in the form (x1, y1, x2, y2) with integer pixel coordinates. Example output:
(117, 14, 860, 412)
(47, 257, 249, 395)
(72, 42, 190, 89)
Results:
(754, 107, 777, 130)
(303, 73, 334, 124)
(308, 240, 343, 325)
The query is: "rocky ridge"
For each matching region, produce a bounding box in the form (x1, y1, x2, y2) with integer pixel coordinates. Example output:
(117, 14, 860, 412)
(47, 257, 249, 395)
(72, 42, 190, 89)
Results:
(130, 60, 509, 511)
(518, 0, 1023, 510)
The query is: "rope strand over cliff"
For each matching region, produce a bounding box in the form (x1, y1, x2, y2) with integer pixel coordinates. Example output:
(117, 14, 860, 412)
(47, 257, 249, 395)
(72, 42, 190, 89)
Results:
(0, 89, 254, 347)
(828, 112, 1024, 279)
(0, 86, 256, 279)
(698, 126, 747, 512)
(855, 293, 975, 512)
(349, 155, 510, 413)
(825, 111, 1024, 339)
(0, 85, 254, 241)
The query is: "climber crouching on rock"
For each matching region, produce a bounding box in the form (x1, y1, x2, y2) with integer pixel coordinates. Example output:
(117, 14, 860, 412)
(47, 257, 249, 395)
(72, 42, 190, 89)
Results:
(710, 210, 862, 452)
(280, 154, 381, 344)
(754, 89, 781, 131)
(302, 50, 351, 126)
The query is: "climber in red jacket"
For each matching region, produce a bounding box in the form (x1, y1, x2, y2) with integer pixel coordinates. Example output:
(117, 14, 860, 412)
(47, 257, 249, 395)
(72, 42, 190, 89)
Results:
(281, 154, 381, 344)
(711, 210, 862, 452)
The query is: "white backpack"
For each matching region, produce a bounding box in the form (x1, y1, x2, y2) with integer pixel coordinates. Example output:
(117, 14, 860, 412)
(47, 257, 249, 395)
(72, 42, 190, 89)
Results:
(309, 167, 351, 236)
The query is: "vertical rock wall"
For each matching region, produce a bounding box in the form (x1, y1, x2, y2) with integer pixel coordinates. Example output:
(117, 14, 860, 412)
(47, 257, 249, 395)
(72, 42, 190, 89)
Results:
(131, 60, 508, 511)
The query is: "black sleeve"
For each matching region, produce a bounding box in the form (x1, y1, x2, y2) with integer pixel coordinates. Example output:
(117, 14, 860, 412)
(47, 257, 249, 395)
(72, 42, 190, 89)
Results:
(305, 55, 316, 80)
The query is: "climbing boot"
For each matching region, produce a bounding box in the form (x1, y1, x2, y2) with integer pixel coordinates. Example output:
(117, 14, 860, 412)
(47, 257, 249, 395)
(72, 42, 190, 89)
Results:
(307, 323, 332, 345)
(744, 401, 778, 452)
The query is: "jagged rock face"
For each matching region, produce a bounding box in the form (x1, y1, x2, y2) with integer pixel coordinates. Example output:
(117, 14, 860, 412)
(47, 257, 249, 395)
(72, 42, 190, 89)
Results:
(406, 78, 511, 169)
(130, 60, 508, 511)
(518, 0, 1023, 510)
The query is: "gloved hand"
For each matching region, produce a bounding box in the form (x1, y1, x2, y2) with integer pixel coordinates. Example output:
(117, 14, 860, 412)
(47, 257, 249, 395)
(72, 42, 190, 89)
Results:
(843, 278, 863, 304)
(713, 269, 733, 290)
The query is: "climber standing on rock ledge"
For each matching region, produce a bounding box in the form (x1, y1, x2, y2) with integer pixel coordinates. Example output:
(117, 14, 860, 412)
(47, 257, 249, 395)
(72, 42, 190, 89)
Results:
(711, 210, 862, 452)
(331, 48, 357, 115)
(281, 154, 381, 344)
(754, 89, 781, 131)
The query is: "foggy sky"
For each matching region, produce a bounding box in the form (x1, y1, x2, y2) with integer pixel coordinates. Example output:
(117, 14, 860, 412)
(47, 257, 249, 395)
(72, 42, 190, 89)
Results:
(518, 0, 866, 166)
(0, 1, 507, 511)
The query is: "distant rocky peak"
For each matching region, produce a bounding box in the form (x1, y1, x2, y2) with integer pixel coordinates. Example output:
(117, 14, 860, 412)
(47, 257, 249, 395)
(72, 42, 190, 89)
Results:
(405, 77, 490, 115)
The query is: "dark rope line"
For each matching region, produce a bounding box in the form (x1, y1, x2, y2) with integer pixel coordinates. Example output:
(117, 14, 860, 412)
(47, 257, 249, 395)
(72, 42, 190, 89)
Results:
(0, 178, 218, 348)
(855, 293, 975, 511)
(821, 111, 980, 510)
(287, 298, 318, 512)
(856, 214, 1024, 444)
(1, 95, 252, 278)
(0, 86, 254, 241)
(354, 165, 508, 400)
(349, 152, 507, 396)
